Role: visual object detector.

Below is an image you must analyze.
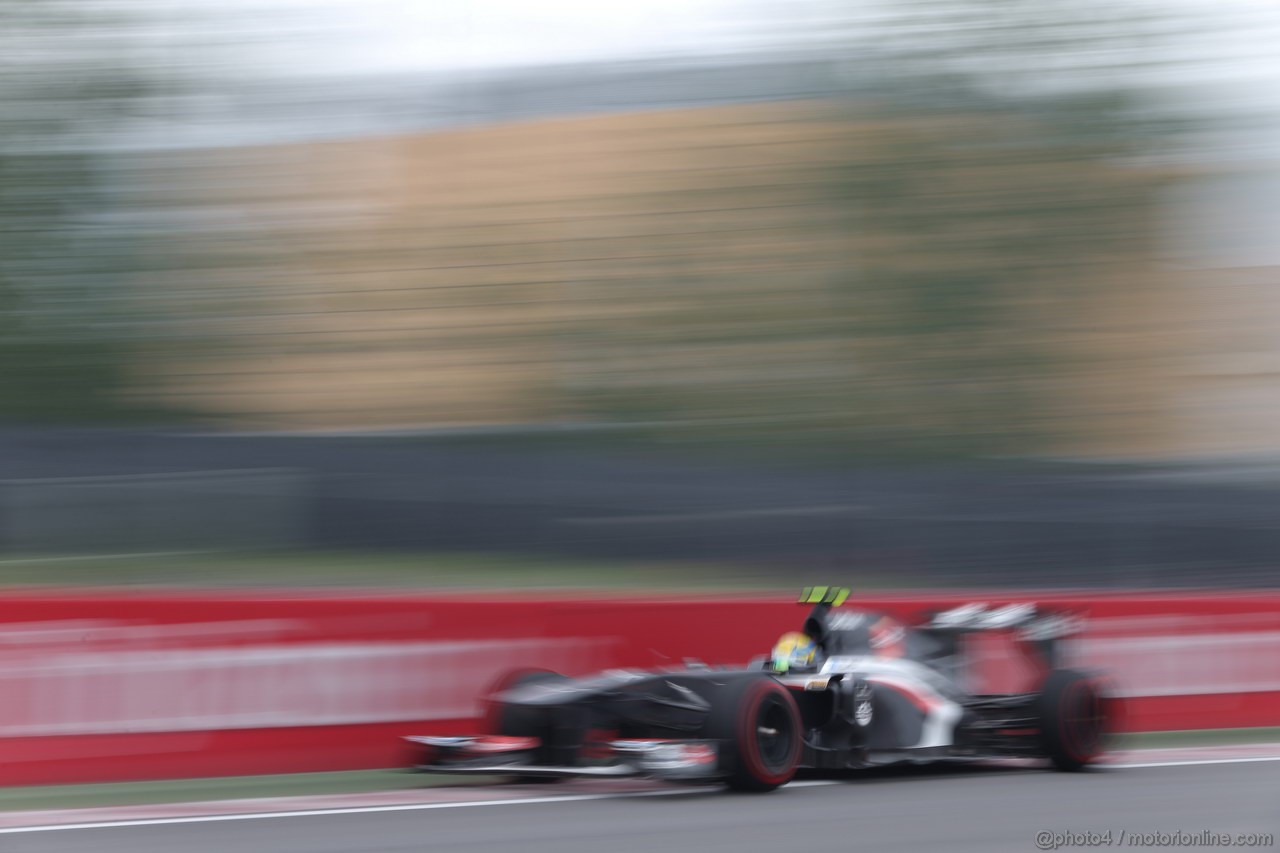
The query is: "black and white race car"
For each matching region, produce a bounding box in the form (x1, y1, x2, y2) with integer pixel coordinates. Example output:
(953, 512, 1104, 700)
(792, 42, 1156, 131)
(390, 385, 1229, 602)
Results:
(407, 588, 1117, 792)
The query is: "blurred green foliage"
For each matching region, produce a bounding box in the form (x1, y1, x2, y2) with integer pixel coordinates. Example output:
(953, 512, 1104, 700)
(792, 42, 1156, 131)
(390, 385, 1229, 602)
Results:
(567, 101, 1172, 459)
(0, 2, 151, 422)
(826, 95, 1170, 457)
(569, 2, 1195, 459)
(0, 0, 1221, 448)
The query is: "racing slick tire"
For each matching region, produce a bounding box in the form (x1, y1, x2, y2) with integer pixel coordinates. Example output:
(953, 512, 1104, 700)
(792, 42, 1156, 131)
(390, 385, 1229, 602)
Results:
(485, 669, 570, 784)
(705, 676, 803, 792)
(1036, 669, 1107, 772)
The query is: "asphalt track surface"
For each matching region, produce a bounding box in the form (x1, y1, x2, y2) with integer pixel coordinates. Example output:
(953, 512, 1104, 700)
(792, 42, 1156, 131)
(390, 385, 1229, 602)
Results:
(6, 760, 1278, 853)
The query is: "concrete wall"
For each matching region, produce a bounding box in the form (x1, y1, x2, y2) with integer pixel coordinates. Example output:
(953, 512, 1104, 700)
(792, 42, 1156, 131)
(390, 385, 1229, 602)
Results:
(0, 468, 308, 554)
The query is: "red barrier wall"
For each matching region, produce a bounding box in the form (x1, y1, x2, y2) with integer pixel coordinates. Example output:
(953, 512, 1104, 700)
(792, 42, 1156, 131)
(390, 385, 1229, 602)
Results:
(0, 589, 1276, 786)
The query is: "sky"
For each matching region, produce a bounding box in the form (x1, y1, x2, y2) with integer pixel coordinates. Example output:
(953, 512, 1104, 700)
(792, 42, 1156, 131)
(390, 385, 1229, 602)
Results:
(151, 0, 1280, 164)
(159, 0, 783, 75)
(184, 0, 1280, 82)
(176, 0, 1280, 145)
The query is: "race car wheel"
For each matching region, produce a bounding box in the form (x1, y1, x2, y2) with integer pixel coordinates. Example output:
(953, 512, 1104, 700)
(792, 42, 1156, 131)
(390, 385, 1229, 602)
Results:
(484, 669, 566, 735)
(485, 669, 569, 783)
(706, 677, 803, 792)
(1037, 669, 1107, 772)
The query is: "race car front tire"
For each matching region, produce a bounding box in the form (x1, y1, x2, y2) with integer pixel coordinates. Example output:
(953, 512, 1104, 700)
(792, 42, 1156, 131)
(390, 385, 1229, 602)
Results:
(486, 669, 570, 783)
(706, 677, 803, 792)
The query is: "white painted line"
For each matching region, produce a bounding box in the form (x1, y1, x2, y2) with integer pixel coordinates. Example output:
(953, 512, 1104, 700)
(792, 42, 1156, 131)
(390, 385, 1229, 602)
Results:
(1114, 755, 1280, 769)
(0, 757, 1273, 836)
(561, 505, 866, 525)
(1, 468, 300, 486)
(0, 787, 728, 835)
(0, 551, 206, 565)
(781, 780, 838, 787)
(0, 780, 839, 836)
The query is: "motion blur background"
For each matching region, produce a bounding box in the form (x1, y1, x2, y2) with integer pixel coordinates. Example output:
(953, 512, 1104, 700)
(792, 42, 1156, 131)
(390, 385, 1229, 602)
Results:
(4, 0, 1280, 588)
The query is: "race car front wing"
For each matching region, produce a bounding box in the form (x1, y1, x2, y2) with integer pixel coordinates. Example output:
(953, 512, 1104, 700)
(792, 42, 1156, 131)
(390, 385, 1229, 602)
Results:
(408, 734, 722, 781)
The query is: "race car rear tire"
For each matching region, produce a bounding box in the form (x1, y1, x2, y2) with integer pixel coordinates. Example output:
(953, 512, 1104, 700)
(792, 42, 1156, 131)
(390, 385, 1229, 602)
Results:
(1037, 669, 1107, 771)
(486, 669, 569, 783)
(705, 677, 803, 792)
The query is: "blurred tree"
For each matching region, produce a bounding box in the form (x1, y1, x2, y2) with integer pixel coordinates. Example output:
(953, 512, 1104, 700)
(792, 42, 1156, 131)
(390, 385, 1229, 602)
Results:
(814, 0, 1227, 456)
(828, 103, 1172, 456)
(0, 0, 154, 421)
(559, 0, 1259, 458)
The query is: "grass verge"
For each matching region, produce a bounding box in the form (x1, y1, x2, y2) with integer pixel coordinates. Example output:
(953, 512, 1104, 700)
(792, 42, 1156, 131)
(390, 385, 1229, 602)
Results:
(0, 550, 920, 591)
(0, 770, 497, 812)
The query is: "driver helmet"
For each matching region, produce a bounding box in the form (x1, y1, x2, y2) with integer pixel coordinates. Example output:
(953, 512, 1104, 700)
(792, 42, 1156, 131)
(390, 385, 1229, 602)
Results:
(771, 631, 818, 673)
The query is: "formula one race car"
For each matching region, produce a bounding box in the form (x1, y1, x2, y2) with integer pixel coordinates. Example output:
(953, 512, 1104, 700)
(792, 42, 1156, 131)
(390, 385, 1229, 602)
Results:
(407, 588, 1116, 792)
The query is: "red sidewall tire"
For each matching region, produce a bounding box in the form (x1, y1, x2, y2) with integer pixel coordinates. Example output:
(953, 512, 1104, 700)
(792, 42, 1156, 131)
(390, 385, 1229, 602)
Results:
(736, 680, 803, 787)
(1038, 669, 1108, 771)
(1058, 680, 1089, 763)
(703, 676, 803, 792)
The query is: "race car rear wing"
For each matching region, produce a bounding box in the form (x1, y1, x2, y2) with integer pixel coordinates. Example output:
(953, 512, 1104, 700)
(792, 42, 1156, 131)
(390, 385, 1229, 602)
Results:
(922, 602, 1085, 670)
(925, 603, 1083, 641)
